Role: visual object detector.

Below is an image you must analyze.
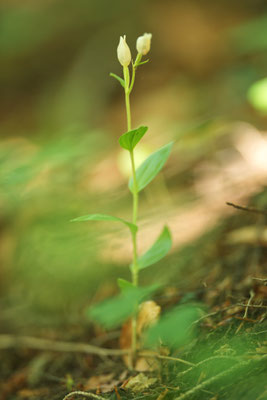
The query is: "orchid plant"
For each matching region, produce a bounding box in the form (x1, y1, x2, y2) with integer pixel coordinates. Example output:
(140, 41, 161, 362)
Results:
(72, 33, 173, 366)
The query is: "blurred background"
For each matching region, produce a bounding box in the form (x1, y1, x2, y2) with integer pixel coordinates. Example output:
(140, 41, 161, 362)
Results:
(1, 0, 267, 335)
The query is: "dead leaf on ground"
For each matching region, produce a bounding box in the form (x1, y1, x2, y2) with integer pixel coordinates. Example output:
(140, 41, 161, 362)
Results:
(124, 373, 157, 393)
(84, 371, 128, 393)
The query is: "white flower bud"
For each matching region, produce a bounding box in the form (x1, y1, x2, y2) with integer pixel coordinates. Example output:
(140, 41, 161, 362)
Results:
(136, 33, 152, 55)
(117, 35, 131, 67)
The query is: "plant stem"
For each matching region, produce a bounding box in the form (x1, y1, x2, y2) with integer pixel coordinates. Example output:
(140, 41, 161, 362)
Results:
(123, 65, 139, 366)
(129, 150, 138, 275)
(129, 53, 142, 94)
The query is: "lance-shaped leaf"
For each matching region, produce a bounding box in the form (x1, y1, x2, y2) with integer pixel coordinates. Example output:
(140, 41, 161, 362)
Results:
(117, 278, 134, 292)
(136, 59, 149, 66)
(110, 72, 125, 88)
(119, 126, 148, 151)
(129, 142, 173, 193)
(71, 213, 137, 235)
(88, 285, 158, 329)
(134, 226, 172, 271)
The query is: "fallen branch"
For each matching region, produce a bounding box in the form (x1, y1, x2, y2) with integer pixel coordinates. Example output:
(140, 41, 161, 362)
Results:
(0, 334, 128, 356)
(0, 334, 196, 368)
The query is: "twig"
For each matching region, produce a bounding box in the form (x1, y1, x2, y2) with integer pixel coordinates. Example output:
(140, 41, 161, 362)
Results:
(139, 351, 195, 367)
(177, 355, 240, 378)
(62, 391, 106, 400)
(155, 354, 195, 367)
(248, 330, 267, 336)
(174, 354, 267, 400)
(226, 202, 267, 216)
(156, 388, 169, 400)
(192, 304, 241, 325)
(252, 277, 267, 285)
(114, 386, 121, 400)
(192, 301, 267, 326)
(243, 290, 255, 319)
(237, 304, 267, 309)
(0, 334, 128, 356)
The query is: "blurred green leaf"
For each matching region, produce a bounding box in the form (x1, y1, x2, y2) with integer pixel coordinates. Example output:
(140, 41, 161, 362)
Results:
(146, 304, 200, 347)
(134, 226, 172, 271)
(129, 142, 173, 193)
(119, 126, 148, 151)
(247, 77, 267, 114)
(71, 213, 137, 235)
(88, 285, 158, 329)
(110, 73, 125, 88)
(117, 278, 134, 292)
(231, 15, 267, 54)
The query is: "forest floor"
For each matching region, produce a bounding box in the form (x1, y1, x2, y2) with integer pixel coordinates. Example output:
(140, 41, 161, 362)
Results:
(0, 194, 267, 400)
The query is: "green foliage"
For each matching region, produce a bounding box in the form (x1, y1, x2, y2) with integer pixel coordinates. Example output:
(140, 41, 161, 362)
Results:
(79, 34, 173, 355)
(231, 15, 267, 54)
(133, 226, 172, 271)
(247, 77, 267, 114)
(110, 73, 125, 88)
(88, 285, 158, 329)
(136, 59, 150, 66)
(71, 213, 137, 235)
(119, 126, 148, 151)
(129, 142, 173, 193)
(117, 278, 134, 291)
(145, 304, 200, 347)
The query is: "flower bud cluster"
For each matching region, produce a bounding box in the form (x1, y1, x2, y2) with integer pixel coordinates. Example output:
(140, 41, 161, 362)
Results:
(117, 33, 152, 67)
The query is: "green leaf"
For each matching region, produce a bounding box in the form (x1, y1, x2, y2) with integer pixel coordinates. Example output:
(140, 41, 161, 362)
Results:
(137, 59, 149, 66)
(119, 126, 148, 151)
(88, 285, 158, 329)
(129, 142, 173, 193)
(110, 72, 125, 88)
(71, 213, 137, 234)
(135, 226, 172, 271)
(145, 305, 200, 347)
(117, 278, 134, 292)
(247, 77, 267, 114)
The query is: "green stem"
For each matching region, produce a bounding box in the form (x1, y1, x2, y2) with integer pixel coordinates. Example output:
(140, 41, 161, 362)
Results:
(123, 65, 139, 367)
(129, 150, 138, 286)
(129, 53, 142, 94)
